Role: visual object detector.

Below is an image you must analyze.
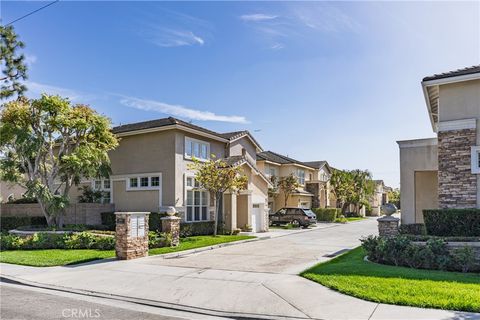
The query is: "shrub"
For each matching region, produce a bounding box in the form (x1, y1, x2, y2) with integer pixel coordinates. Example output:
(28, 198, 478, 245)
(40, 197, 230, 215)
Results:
(91, 236, 115, 250)
(399, 223, 426, 235)
(1, 216, 47, 232)
(423, 209, 480, 236)
(25, 233, 67, 250)
(148, 231, 163, 248)
(452, 246, 476, 273)
(314, 208, 338, 222)
(231, 228, 241, 235)
(149, 212, 170, 232)
(64, 232, 97, 249)
(0, 234, 24, 250)
(100, 212, 116, 230)
(180, 221, 215, 237)
(334, 215, 348, 223)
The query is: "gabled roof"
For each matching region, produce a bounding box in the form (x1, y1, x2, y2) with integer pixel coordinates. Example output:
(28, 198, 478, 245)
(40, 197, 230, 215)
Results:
(224, 155, 273, 187)
(422, 66, 480, 132)
(256, 151, 316, 169)
(303, 160, 332, 173)
(112, 117, 227, 141)
(423, 65, 480, 82)
(220, 130, 263, 151)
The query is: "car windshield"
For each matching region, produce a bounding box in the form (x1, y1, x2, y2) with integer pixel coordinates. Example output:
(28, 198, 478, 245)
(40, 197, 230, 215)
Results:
(303, 209, 315, 216)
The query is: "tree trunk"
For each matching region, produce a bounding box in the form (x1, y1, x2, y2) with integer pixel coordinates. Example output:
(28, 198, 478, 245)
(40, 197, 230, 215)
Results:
(214, 194, 220, 236)
(37, 199, 55, 226)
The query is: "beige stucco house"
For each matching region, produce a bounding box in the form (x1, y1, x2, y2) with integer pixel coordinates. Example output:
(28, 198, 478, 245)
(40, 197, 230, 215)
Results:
(369, 180, 390, 216)
(256, 151, 316, 213)
(304, 161, 333, 209)
(398, 66, 480, 224)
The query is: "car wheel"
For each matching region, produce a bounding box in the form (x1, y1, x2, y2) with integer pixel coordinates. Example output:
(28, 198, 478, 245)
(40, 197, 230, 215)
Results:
(291, 219, 300, 228)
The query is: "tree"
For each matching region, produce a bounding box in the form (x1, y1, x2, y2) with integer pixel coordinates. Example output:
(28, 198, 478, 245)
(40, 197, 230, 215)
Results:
(330, 169, 374, 214)
(0, 94, 119, 226)
(388, 188, 400, 209)
(330, 169, 354, 213)
(1, 25, 28, 99)
(189, 156, 248, 236)
(277, 174, 299, 207)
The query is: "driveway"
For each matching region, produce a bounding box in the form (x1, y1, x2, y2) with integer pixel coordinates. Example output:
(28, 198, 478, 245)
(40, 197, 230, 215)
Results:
(1, 218, 478, 320)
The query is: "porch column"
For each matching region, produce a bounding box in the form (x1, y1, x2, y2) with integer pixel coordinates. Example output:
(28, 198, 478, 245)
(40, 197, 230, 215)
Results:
(223, 192, 237, 232)
(237, 191, 252, 230)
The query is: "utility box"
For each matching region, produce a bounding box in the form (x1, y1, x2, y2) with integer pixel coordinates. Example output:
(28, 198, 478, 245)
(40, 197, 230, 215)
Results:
(115, 212, 150, 260)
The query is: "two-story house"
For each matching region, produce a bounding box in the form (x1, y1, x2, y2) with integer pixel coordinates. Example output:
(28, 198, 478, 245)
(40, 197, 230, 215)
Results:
(303, 161, 333, 209)
(256, 151, 316, 212)
(397, 66, 480, 225)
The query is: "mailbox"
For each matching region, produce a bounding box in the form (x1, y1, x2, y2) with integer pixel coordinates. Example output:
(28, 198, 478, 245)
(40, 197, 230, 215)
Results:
(114, 212, 150, 260)
(130, 215, 145, 238)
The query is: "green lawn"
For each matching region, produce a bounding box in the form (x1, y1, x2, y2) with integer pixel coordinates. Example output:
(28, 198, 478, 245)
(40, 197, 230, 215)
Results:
(344, 217, 365, 222)
(301, 247, 480, 312)
(0, 235, 255, 267)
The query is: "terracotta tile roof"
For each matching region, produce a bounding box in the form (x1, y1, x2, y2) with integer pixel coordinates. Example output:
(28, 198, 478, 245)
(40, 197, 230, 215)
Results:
(422, 65, 480, 82)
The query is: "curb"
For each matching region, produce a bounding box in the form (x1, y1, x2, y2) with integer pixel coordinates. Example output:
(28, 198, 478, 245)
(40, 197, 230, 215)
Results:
(0, 275, 310, 320)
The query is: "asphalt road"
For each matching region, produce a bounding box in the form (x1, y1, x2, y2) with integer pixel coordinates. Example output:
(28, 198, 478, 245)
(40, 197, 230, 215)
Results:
(0, 284, 227, 320)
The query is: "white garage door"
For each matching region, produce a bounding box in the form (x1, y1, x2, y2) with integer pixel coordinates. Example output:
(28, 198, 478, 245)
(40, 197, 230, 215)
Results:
(251, 204, 262, 232)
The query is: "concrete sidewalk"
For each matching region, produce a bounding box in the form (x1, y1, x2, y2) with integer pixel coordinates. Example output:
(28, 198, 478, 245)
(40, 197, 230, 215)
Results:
(1, 218, 479, 320)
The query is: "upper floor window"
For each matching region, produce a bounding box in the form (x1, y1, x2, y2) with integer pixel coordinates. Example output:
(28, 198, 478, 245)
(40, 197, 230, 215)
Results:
(128, 175, 161, 190)
(296, 169, 305, 185)
(92, 178, 111, 203)
(471, 146, 480, 174)
(185, 137, 210, 161)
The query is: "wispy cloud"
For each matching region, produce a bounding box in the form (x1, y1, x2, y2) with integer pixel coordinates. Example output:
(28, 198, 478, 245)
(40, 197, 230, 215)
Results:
(119, 96, 248, 124)
(270, 43, 285, 50)
(24, 54, 37, 66)
(146, 28, 204, 47)
(138, 10, 211, 48)
(240, 13, 278, 22)
(291, 4, 361, 33)
(26, 82, 96, 102)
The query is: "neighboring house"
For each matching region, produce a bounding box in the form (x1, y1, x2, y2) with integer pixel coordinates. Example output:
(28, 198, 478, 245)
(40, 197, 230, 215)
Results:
(256, 151, 316, 212)
(397, 66, 480, 225)
(369, 180, 390, 216)
(303, 161, 333, 209)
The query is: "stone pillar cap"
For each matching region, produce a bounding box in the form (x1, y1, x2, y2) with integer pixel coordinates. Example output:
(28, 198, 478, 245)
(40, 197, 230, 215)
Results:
(161, 216, 181, 220)
(114, 212, 151, 215)
(377, 215, 400, 222)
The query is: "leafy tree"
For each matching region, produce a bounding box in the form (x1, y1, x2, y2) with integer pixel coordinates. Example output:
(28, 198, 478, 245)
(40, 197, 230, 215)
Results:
(330, 169, 354, 212)
(0, 25, 28, 99)
(388, 188, 401, 208)
(277, 174, 299, 207)
(267, 175, 279, 199)
(330, 169, 374, 214)
(0, 94, 119, 226)
(78, 185, 108, 204)
(189, 156, 248, 236)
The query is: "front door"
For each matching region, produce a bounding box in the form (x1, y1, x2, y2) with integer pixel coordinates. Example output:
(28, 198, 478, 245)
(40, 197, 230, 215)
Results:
(252, 204, 261, 232)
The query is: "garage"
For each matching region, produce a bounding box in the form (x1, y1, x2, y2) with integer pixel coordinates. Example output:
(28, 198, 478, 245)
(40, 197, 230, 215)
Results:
(251, 204, 262, 232)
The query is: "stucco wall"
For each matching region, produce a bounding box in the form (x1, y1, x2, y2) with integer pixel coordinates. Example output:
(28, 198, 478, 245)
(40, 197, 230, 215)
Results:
(414, 171, 438, 223)
(398, 138, 438, 224)
(112, 180, 160, 212)
(230, 136, 257, 165)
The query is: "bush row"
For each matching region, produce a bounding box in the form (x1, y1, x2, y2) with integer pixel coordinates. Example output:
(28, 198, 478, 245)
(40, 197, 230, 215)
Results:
(361, 235, 478, 273)
(101, 212, 170, 231)
(0, 232, 115, 251)
(423, 209, 480, 237)
(1, 216, 47, 232)
(313, 208, 339, 222)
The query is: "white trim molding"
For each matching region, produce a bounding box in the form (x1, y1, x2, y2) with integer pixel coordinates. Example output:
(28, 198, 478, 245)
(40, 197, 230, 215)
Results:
(438, 119, 476, 132)
(471, 146, 480, 174)
(397, 138, 438, 149)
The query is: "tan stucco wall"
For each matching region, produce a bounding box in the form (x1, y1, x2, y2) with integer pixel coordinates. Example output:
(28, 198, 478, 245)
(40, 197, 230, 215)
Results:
(414, 171, 438, 223)
(110, 130, 176, 207)
(0, 181, 26, 203)
(229, 136, 257, 165)
(398, 139, 438, 224)
(112, 180, 160, 212)
(236, 193, 251, 228)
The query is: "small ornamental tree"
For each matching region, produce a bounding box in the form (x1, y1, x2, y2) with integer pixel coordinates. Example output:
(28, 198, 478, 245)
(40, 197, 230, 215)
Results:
(189, 156, 248, 236)
(278, 174, 299, 207)
(0, 94, 119, 226)
(330, 169, 374, 214)
(0, 25, 28, 99)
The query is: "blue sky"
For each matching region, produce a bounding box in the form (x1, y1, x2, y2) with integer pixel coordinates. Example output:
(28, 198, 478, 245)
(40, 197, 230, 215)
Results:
(2, 1, 479, 187)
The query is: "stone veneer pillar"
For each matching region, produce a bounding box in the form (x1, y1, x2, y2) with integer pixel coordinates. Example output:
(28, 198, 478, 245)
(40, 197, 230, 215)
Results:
(161, 216, 181, 246)
(115, 212, 150, 260)
(377, 216, 400, 237)
(438, 127, 477, 208)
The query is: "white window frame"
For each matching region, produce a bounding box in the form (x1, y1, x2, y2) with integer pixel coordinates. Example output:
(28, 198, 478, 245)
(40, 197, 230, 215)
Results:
(296, 169, 305, 185)
(126, 174, 162, 191)
(91, 178, 112, 204)
(471, 146, 480, 174)
(185, 175, 210, 222)
(185, 137, 210, 161)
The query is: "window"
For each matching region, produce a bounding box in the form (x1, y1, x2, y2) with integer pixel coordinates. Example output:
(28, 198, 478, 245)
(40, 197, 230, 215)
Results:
(185, 137, 210, 161)
(92, 178, 111, 204)
(94, 180, 101, 189)
(296, 169, 305, 184)
(129, 177, 138, 188)
(103, 179, 110, 190)
(185, 177, 209, 222)
(140, 177, 149, 187)
(151, 176, 160, 187)
(472, 146, 480, 174)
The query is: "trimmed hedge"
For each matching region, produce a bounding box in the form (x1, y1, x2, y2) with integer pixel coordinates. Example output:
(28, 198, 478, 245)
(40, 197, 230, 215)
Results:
(314, 208, 339, 222)
(180, 221, 215, 237)
(399, 223, 426, 235)
(423, 209, 480, 237)
(101, 212, 171, 231)
(1, 216, 47, 232)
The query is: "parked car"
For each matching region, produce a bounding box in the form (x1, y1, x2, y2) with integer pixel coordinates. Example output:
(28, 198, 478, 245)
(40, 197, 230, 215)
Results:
(269, 207, 317, 228)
